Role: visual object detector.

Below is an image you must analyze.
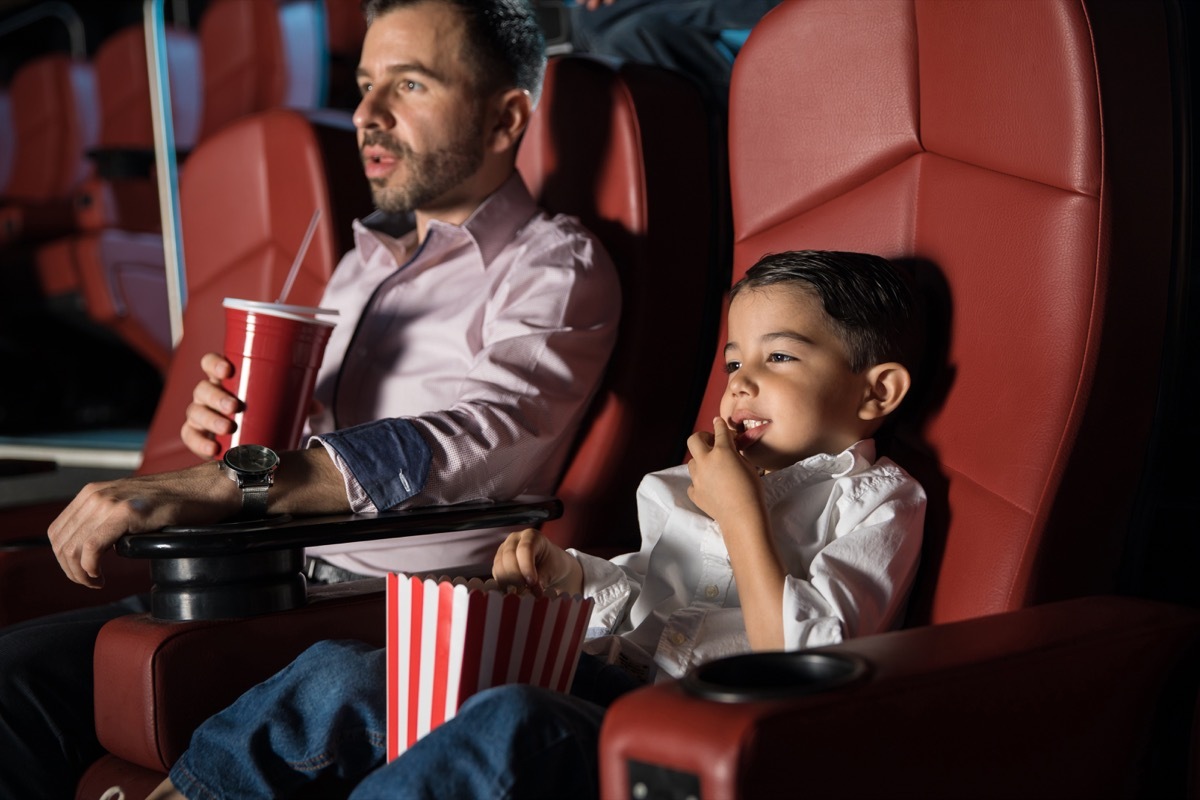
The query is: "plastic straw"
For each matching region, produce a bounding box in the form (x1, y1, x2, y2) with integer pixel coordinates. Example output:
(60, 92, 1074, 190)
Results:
(276, 208, 322, 304)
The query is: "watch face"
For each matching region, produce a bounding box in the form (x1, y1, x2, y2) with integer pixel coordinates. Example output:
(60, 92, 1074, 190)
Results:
(224, 444, 279, 474)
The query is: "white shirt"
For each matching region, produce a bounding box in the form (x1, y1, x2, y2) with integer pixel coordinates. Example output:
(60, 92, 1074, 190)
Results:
(573, 439, 925, 683)
(304, 174, 621, 575)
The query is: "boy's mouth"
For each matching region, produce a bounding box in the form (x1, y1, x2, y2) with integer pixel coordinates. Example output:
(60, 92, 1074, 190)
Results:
(731, 416, 770, 450)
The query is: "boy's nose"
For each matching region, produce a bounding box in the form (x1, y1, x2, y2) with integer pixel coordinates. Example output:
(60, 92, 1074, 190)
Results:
(728, 369, 757, 396)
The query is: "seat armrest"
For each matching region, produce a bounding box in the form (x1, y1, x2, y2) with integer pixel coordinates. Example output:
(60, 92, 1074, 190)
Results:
(94, 579, 388, 771)
(114, 498, 560, 620)
(599, 596, 1200, 799)
(116, 498, 561, 558)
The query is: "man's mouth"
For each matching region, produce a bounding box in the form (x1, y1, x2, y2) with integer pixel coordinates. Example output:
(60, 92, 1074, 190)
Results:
(362, 150, 398, 179)
(360, 134, 408, 179)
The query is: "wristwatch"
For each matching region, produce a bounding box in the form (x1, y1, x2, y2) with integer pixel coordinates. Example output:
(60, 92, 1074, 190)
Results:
(220, 444, 279, 520)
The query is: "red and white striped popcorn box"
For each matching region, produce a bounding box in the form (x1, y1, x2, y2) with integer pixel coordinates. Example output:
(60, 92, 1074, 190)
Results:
(386, 573, 595, 760)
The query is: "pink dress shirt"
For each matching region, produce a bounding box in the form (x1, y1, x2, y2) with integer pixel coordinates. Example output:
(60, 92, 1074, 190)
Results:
(304, 174, 620, 575)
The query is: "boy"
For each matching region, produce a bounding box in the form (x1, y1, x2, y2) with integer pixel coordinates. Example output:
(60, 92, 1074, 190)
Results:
(148, 249, 926, 800)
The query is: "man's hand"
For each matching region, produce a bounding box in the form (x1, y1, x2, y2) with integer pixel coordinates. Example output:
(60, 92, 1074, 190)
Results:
(492, 528, 583, 596)
(181, 352, 241, 459)
(47, 464, 238, 588)
(686, 417, 765, 529)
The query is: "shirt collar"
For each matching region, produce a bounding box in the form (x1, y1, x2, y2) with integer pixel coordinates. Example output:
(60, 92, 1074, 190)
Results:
(763, 439, 878, 493)
(349, 172, 538, 270)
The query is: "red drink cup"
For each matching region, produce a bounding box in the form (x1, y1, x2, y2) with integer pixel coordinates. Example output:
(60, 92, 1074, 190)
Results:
(217, 298, 337, 453)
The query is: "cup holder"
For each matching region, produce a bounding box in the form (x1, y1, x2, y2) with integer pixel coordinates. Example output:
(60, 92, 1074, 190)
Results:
(682, 651, 869, 703)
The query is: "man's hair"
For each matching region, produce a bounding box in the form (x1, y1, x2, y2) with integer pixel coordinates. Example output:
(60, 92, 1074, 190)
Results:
(730, 250, 918, 373)
(361, 0, 546, 103)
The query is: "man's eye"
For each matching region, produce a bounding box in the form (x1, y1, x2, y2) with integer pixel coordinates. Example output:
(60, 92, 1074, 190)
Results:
(358, 82, 372, 96)
(402, 80, 424, 92)
(767, 353, 796, 363)
(724, 360, 741, 374)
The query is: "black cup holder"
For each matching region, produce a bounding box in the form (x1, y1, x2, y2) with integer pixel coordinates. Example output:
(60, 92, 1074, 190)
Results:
(682, 651, 869, 703)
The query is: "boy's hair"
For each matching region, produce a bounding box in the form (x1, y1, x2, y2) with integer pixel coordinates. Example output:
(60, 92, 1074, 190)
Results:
(361, 0, 546, 104)
(730, 250, 917, 373)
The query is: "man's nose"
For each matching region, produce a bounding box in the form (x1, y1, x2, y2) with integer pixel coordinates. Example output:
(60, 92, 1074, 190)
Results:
(353, 91, 391, 130)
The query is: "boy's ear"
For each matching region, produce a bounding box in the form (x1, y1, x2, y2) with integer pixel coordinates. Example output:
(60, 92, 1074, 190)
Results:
(858, 362, 912, 422)
(487, 88, 533, 154)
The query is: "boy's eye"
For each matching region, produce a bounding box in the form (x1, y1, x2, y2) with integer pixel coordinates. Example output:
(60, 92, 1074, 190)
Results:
(767, 353, 796, 363)
(724, 360, 741, 374)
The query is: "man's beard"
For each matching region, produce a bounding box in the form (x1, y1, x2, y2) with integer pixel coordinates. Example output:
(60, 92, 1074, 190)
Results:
(363, 122, 485, 214)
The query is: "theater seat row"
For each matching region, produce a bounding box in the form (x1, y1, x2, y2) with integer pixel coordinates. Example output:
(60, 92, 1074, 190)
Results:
(0, 0, 367, 373)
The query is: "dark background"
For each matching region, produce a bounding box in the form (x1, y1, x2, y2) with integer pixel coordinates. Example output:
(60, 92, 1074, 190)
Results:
(0, 0, 213, 85)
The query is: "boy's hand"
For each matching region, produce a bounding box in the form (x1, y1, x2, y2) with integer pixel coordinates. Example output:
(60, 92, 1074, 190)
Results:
(492, 528, 583, 596)
(686, 417, 765, 528)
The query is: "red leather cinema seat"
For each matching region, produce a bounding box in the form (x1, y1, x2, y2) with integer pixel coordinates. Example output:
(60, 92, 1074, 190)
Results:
(599, 1, 1197, 797)
(33, 22, 203, 371)
(197, 0, 326, 140)
(0, 52, 97, 248)
(0, 109, 371, 629)
(77, 54, 726, 797)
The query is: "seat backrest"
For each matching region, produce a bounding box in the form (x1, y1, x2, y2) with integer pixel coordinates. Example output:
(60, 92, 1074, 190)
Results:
(66, 23, 203, 238)
(80, 55, 727, 795)
(0, 89, 13, 195)
(4, 52, 97, 203)
(198, 0, 325, 140)
(691, 0, 1175, 626)
(518, 55, 726, 556)
(93, 23, 202, 155)
(137, 107, 372, 475)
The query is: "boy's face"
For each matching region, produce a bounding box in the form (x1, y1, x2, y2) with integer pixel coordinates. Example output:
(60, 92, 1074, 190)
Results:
(720, 285, 872, 472)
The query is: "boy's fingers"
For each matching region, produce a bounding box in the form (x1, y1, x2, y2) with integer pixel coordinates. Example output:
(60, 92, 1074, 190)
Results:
(711, 417, 735, 449)
(514, 529, 544, 590)
(686, 430, 715, 460)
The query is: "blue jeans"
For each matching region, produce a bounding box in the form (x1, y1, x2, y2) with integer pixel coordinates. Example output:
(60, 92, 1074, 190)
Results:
(569, 0, 781, 113)
(169, 640, 643, 799)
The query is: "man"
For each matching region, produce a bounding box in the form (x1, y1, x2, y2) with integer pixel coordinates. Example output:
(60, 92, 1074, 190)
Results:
(0, 1, 620, 796)
(569, 0, 781, 116)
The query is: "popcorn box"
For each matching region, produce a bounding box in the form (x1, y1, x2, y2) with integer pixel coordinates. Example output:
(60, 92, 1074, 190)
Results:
(386, 573, 594, 760)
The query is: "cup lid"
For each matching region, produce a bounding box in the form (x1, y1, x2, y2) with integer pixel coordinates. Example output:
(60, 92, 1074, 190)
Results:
(223, 298, 338, 326)
(224, 298, 340, 315)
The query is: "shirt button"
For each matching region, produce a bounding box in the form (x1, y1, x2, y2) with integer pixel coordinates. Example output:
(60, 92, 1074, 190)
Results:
(672, 632, 686, 645)
(705, 584, 719, 599)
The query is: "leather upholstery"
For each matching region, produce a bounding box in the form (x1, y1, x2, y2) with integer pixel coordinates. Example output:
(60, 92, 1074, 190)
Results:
(198, 0, 324, 139)
(598, 0, 1190, 796)
(519, 56, 724, 556)
(139, 107, 370, 474)
(690, 0, 1173, 625)
(33, 23, 202, 361)
(0, 53, 97, 246)
(70, 23, 202, 236)
(601, 596, 1200, 798)
(80, 55, 725, 795)
(0, 109, 370, 629)
(0, 90, 13, 195)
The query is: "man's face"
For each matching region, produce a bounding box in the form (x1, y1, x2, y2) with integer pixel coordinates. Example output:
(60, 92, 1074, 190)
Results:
(353, 3, 487, 214)
(719, 285, 870, 472)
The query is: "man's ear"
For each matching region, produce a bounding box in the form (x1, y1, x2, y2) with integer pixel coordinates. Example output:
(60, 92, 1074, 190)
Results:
(858, 362, 912, 422)
(487, 88, 533, 154)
